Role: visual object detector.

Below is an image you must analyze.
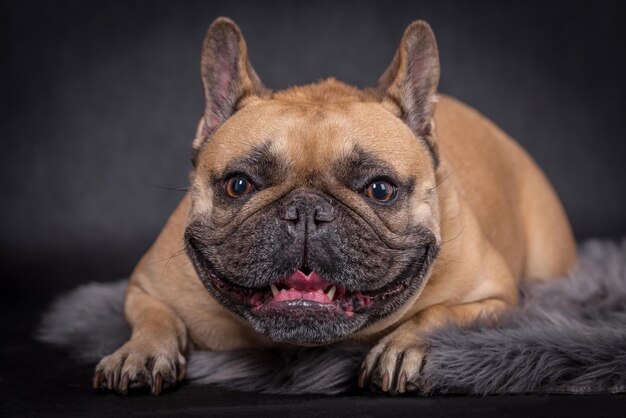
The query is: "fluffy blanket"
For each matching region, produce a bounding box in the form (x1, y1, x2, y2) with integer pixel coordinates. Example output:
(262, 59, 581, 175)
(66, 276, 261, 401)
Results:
(37, 239, 626, 395)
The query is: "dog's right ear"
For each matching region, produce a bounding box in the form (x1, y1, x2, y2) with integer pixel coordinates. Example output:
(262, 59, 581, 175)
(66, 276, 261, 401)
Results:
(192, 17, 270, 165)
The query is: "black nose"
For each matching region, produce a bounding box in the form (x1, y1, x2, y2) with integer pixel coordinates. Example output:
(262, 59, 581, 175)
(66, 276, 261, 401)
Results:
(280, 191, 335, 236)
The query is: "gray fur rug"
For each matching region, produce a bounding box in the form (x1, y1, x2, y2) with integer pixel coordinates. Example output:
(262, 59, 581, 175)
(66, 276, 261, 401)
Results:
(37, 239, 626, 395)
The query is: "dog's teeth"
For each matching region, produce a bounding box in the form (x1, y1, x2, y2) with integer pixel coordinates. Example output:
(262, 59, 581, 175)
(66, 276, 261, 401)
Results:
(316, 289, 324, 294)
(326, 286, 336, 301)
(270, 284, 279, 297)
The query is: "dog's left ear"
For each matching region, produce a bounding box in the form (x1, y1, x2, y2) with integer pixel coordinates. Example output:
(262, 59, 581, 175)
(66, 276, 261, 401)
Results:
(375, 21, 440, 166)
(192, 17, 270, 165)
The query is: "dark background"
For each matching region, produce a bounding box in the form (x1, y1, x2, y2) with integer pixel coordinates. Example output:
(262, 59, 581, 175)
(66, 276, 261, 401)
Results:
(2, 1, 626, 415)
(3, 0, 626, 293)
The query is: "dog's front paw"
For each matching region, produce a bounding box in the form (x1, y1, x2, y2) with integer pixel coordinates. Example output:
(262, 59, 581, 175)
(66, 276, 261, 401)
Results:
(359, 332, 426, 394)
(92, 339, 186, 395)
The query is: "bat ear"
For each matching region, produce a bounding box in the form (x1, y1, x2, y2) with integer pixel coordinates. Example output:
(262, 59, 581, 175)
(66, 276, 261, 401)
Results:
(192, 17, 270, 165)
(375, 21, 440, 166)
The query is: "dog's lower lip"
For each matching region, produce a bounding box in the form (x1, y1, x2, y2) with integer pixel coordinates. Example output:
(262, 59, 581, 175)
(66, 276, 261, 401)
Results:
(257, 298, 350, 315)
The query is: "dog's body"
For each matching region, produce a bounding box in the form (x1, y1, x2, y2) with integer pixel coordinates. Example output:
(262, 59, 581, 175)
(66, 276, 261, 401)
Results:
(93, 18, 576, 395)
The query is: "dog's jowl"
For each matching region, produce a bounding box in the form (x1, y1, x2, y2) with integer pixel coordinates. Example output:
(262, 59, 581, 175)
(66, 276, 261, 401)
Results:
(92, 17, 576, 395)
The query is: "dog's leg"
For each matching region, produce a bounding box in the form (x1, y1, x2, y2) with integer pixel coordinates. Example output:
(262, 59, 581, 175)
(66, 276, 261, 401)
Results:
(92, 284, 188, 395)
(359, 220, 518, 394)
(359, 298, 508, 394)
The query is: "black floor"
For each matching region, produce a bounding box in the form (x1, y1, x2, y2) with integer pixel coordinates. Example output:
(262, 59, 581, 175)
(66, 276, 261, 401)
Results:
(3, 281, 626, 418)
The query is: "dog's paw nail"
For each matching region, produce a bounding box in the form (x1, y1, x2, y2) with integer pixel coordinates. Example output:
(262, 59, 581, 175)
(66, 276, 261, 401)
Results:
(153, 372, 163, 396)
(381, 370, 390, 392)
(92, 370, 102, 390)
(406, 382, 418, 392)
(120, 373, 130, 395)
(358, 366, 368, 388)
(177, 359, 187, 382)
(398, 371, 407, 393)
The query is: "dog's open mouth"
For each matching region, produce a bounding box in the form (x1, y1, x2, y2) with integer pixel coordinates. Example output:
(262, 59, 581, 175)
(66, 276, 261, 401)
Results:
(206, 267, 418, 317)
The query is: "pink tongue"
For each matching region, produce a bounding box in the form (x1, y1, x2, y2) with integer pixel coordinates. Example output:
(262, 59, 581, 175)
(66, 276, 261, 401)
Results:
(282, 270, 329, 291)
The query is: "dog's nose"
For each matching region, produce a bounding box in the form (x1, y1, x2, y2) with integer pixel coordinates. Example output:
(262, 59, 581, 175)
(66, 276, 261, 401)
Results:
(280, 191, 335, 235)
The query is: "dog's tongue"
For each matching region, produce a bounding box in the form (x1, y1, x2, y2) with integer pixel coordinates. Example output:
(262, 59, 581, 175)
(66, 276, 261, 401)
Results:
(282, 270, 329, 291)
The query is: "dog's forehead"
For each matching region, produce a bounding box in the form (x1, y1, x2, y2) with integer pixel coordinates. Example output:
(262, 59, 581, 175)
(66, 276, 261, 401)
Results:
(203, 100, 430, 180)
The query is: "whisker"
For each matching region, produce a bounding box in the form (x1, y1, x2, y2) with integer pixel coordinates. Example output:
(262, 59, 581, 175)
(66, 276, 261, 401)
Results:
(165, 249, 187, 265)
(150, 248, 187, 265)
(173, 260, 193, 272)
(435, 254, 462, 264)
(431, 264, 452, 275)
(433, 165, 460, 189)
(440, 216, 466, 246)
(441, 230, 464, 245)
(147, 248, 189, 276)
(149, 184, 189, 192)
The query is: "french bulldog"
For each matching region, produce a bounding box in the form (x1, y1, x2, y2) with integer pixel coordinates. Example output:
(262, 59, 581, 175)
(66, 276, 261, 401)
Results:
(92, 17, 576, 395)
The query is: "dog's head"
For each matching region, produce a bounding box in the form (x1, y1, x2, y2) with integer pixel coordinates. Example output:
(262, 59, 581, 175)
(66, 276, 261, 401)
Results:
(184, 18, 441, 345)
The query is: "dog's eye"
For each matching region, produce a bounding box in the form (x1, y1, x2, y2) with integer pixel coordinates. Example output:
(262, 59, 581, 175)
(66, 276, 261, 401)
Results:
(225, 176, 254, 198)
(365, 180, 396, 203)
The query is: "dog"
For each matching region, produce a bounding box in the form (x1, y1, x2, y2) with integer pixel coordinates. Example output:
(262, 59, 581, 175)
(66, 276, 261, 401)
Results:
(92, 17, 576, 395)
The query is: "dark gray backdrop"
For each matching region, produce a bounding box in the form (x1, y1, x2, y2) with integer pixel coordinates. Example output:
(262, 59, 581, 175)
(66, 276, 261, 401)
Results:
(2, 0, 626, 294)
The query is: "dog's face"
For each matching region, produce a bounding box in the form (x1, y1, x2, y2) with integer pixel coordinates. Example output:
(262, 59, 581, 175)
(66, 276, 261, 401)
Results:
(185, 18, 442, 345)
